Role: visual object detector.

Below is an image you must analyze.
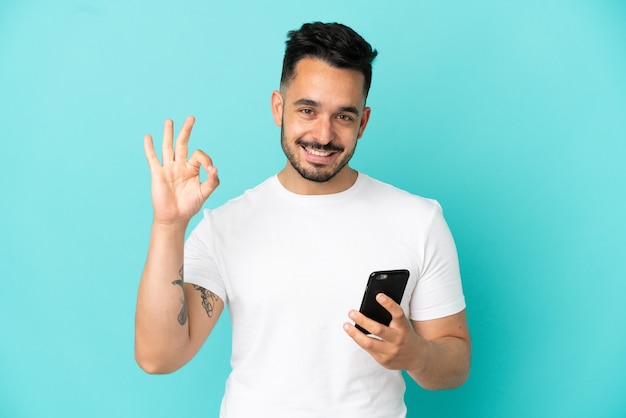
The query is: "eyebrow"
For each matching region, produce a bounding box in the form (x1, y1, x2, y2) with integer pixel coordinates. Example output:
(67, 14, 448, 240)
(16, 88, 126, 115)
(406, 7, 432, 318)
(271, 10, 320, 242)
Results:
(293, 98, 361, 116)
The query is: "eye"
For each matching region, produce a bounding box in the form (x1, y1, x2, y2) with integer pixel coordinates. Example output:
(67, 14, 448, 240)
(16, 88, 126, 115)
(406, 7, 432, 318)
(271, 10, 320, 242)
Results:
(300, 108, 314, 115)
(337, 114, 354, 122)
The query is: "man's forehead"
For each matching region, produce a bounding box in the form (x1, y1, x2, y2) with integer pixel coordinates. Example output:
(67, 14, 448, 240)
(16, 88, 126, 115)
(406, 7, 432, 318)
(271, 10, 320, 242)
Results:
(283, 58, 367, 107)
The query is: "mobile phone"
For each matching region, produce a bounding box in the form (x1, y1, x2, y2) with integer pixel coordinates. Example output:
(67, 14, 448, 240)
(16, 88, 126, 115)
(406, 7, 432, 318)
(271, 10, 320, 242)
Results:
(356, 269, 410, 334)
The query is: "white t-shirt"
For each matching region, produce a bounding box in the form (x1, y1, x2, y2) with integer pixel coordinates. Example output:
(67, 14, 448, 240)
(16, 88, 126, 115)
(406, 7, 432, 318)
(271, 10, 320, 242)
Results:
(184, 173, 465, 418)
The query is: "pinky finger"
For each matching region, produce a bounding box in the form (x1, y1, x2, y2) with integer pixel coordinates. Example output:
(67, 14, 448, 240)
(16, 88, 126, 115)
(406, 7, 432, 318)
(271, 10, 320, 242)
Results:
(143, 134, 161, 168)
(199, 165, 220, 201)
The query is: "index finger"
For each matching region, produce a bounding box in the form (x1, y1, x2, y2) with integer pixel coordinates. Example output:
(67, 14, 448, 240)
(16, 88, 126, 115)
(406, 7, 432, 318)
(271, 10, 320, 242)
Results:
(174, 115, 196, 161)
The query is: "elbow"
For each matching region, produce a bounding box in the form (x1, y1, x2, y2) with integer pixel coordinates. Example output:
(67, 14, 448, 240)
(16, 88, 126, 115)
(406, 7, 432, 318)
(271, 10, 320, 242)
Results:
(416, 368, 470, 391)
(134, 343, 181, 375)
(439, 366, 471, 390)
(410, 344, 472, 391)
(135, 358, 170, 375)
(431, 350, 471, 390)
(135, 352, 172, 375)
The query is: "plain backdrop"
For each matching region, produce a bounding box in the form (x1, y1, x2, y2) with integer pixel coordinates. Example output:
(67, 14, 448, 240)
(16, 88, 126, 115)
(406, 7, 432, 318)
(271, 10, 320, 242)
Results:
(1, 0, 625, 417)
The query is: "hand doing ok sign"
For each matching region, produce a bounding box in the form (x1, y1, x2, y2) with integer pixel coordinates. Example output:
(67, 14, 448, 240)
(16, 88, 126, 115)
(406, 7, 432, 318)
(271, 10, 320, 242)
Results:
(143, 116, 219, 226)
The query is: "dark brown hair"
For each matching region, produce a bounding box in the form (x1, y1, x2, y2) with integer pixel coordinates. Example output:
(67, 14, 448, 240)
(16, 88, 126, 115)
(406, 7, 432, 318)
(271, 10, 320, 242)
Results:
(280, 22, 378, 98)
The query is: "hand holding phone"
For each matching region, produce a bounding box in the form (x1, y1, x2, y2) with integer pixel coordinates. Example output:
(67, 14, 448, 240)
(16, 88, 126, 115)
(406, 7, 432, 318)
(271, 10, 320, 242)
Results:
(356, 269, 409, 334)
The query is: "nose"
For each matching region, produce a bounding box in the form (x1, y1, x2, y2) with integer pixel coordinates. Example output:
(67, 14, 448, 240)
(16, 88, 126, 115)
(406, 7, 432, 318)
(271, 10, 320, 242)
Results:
(312, 117, 334, 145)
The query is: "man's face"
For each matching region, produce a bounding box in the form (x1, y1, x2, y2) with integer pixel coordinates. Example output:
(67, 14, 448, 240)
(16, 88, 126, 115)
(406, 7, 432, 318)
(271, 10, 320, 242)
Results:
(272, 58, 371, 190)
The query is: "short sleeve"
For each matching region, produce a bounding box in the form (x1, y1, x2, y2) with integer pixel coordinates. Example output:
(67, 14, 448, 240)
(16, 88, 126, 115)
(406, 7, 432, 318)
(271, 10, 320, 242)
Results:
(409, 201, 466, 321)
(184, 210, 228, 303)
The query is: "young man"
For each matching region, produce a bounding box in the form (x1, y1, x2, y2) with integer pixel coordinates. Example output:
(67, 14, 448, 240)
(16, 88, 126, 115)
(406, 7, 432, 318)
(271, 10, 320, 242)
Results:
(136, 22, 471, 417)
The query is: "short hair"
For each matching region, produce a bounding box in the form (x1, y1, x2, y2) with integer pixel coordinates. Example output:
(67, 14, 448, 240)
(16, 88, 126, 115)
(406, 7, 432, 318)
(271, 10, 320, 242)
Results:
(280, 22, 378, 98)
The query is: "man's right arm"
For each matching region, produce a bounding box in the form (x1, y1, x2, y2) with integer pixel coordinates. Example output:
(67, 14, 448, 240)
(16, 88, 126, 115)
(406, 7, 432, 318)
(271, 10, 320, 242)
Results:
(135, 222, 224, 374)
(134, 117, 222, 374)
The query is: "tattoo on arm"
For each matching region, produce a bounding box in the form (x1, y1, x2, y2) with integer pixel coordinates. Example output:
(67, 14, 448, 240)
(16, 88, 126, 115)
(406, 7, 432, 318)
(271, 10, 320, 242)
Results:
(192, 285, 218, 318)
(172, 266, 187, 325)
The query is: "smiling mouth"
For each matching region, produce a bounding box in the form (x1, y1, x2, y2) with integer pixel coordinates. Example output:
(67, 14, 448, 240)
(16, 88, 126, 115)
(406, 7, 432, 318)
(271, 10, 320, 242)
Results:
(296, 139, 344, 158)
(304, 146, 335, 157)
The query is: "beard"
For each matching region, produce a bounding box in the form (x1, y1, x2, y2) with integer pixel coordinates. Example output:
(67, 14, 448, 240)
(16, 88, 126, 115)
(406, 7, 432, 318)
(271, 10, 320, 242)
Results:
(280, 125, 357, 183)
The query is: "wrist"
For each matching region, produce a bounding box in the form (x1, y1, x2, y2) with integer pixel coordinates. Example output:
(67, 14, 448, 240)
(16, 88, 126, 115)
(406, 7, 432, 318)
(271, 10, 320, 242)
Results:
(151, 219, 189, 234)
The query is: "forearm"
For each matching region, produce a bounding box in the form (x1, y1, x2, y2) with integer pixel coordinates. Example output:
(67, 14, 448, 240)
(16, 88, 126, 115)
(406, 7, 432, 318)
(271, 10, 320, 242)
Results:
(135, 222, 192, 373)
(407, 336, 471, 390)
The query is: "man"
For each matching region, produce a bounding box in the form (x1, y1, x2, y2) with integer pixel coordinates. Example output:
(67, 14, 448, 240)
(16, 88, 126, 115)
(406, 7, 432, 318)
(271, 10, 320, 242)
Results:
(135, 22, 470, 417)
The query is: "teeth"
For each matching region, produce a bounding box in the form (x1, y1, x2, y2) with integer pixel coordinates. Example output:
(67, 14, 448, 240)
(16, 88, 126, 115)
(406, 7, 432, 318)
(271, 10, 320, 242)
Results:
(305, 147, 332, 157)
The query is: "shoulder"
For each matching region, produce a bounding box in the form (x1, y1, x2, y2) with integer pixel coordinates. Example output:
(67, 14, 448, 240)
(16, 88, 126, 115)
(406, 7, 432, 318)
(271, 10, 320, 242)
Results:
(210, 176, 278, 214)
(357, 173, 441, 216)
(196, 177, 279, 232)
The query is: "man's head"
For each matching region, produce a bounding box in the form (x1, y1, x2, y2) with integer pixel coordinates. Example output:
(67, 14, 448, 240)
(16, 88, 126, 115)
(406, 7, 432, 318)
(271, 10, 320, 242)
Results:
(280, 22, 378, 100)
(273, 23, 376, 194)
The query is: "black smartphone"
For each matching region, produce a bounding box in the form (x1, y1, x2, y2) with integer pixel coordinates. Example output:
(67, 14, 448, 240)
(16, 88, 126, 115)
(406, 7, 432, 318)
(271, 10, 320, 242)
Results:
(356, 269, 410, 334)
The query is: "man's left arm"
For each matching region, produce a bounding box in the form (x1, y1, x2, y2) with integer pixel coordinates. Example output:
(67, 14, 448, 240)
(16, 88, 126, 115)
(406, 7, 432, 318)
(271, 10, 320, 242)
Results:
(344, 293, 471, 390)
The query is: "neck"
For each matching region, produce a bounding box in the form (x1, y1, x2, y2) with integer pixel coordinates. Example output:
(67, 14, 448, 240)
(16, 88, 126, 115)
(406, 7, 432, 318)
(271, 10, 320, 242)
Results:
(277, 164, 358, 195)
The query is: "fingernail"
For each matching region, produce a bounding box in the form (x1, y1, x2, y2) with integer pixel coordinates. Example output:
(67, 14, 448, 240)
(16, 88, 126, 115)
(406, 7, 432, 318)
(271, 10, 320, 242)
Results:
(349, 311, 357, 320)
(377, 294, 387, 303)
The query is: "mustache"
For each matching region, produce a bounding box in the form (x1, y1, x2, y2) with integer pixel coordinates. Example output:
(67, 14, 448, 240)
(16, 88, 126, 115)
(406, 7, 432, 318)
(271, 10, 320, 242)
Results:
(295, 139, 344, 153)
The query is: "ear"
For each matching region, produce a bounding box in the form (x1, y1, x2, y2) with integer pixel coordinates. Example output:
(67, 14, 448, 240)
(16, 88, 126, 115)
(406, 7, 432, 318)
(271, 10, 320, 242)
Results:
(271, 90, 283, 126)
(357, 106, 371, 139)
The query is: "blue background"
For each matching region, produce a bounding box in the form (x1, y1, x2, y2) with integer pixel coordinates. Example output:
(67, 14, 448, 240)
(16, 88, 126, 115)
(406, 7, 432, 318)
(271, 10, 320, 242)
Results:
(1, 0, 625, 417)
